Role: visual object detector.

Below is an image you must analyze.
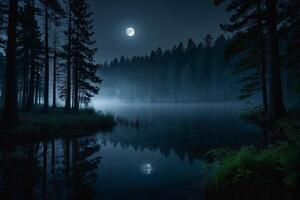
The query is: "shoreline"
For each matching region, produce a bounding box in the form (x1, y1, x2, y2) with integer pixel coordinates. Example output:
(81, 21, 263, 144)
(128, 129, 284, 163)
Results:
(0, 108, 116, 148)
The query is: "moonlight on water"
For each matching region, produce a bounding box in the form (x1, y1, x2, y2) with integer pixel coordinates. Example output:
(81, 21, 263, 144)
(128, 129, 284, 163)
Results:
(126, 27, 135, 37)
(0, 0, 298, 200)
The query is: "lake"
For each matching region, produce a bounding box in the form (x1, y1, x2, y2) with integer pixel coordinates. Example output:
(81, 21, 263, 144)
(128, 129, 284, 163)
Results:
(0, 103, 262, 199)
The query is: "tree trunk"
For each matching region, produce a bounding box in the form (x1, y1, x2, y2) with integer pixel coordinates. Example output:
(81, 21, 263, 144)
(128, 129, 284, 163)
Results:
(34, 66, 39, 106)
(28, 61, 35, 109)
(52, 37, 57, 110)
(27, 0, 36, 110)
(1, 0, 20, 125)
(266, 0, 286, 122)
(43, 1, 49, 111)
(22, 57, 29, 109)
(65, 0, 71, 112)
(257, 0, 268, 115)
(74, 29, 79, 111)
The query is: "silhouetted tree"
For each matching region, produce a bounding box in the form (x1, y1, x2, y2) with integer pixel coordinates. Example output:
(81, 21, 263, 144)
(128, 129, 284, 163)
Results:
(1, 0, 20, 125)
(284, 0, 300, 95)
(265, 0, 286, 121)
(17, 0, 43, 110)
(0, 1, 8, 49)
(51, 9, 63, 110)
(27, 0, 43, 110)
(214, 0, 269, 114)
(40, 0, 63, 111)
(63, 0, 101, 110)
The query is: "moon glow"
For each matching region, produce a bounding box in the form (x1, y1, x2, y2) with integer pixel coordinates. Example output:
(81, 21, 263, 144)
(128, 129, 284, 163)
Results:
(141, 163, 153, 175)
(126, 27, 135, 37)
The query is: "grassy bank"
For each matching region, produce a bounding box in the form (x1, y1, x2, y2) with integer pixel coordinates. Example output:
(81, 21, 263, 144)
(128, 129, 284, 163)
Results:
(204, 112, 300, 200)
(0, 108, 116, 145)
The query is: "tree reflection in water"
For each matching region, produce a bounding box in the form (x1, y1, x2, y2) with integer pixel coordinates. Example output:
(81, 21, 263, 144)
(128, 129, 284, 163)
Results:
(0, 136, 101, 200)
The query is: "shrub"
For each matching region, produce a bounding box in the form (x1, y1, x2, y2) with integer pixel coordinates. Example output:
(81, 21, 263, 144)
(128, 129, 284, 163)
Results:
(204, 137, 300, 200)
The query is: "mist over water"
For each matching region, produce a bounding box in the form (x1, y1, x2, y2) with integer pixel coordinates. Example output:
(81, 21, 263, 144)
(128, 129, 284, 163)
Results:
(0, 102, 263, 199)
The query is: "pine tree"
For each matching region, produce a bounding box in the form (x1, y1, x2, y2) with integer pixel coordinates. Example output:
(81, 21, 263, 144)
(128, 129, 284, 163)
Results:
(51, 6, 63, 110)
(18, 6, 30, 108)
(52, 25, 58, 110)
(0, 1, 7, 49)
(27, 0, 43, 110)
(0, 53, 4, 104)
(285, 0, 300, 94)
(2, 0, 20, 125)
(40, 0, 63, 111)
(64, 0, 72, 111)
(265, 0, 286, 121)
(71, 0, 101, 109)
(214, 0, 269, 114)
(62, 0, 101, 110)
(17, 0, 43, 110)
(0, 2, 8, 105)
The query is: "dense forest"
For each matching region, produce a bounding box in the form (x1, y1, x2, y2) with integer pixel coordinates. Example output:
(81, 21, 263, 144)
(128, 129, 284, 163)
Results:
(101, 36, 240, 103)
(100, 0, 300, 112)
(0, 0, 298, 128)
(0, 0, 101, 125)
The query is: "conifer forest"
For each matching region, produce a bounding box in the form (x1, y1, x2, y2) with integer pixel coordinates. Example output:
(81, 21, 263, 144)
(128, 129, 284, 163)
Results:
(0, 0, 299, 199)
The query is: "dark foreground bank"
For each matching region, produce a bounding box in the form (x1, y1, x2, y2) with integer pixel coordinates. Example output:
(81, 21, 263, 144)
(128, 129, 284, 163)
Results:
(203, 112, 300, 200)
(0, 108, 116, 146)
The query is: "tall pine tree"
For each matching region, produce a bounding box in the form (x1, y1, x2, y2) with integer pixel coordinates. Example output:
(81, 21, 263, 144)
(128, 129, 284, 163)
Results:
(2, 0, 20, 125)
(63, 0, 101, 110)
(40, 0, 63, 111)
(71, 0, 101, 109)
(214, 0, 269, 114)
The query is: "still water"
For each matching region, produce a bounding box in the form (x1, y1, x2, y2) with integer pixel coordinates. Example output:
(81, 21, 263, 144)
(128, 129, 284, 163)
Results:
(0, 103, 262, 200)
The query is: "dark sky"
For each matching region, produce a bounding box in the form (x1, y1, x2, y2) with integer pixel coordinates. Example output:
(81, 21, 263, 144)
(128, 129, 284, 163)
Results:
(87, 0, 229, 63)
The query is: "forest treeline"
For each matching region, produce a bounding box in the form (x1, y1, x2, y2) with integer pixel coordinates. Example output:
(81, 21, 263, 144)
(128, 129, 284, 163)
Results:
(102, 0, 300, 125)
(101, 36, 240, 103)
(0, 0, 101, 125)
(0, 0, 299, 128)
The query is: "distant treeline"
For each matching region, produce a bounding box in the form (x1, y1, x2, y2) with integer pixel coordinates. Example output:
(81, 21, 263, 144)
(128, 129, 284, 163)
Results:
(101, 35, 240, 103)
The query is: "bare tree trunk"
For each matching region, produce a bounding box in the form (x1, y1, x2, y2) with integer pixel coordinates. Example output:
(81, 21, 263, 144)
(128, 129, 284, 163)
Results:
(2, 0, 20, 125)
(257, 0, 268, 115)
(74, 28, 79, 111)
(27, 0, 36, 110)
(34, 66, 39, 106)
(28, 60, 35, 109)
(22, 63, 28, 109)
(65, 0, 71, 112)
(52, 32, 57, 110)
(43, 1, 49, 111)
(266, 0, 286, 123)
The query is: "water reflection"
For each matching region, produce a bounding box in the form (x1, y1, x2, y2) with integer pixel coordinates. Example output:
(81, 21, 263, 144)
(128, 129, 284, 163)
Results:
(0, 103, 262, 199)
(0, 136, 101, 200)
(141, 163, 153, 175)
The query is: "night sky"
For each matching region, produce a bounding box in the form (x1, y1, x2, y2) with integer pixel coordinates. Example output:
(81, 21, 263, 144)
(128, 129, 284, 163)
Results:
(87, 0, 229, 63)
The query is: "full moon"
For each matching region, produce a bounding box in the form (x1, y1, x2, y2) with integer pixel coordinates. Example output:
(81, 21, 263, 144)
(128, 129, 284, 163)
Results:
(126, 27, 135, 37)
